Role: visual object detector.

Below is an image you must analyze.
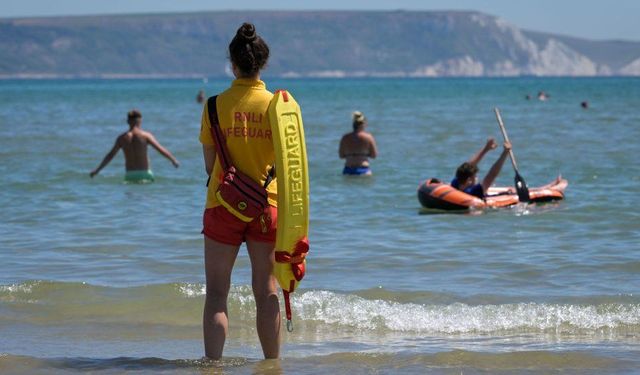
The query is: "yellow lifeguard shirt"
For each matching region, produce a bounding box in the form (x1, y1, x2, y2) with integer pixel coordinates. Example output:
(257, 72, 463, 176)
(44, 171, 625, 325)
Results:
(199, 78, 277, 209)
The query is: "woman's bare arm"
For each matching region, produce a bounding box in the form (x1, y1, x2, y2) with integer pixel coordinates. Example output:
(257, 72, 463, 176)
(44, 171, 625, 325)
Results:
(203, 145, 216, 176)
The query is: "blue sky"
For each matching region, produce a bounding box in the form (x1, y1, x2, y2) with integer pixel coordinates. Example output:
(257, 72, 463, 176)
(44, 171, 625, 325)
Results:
(2, 0, 639, 41)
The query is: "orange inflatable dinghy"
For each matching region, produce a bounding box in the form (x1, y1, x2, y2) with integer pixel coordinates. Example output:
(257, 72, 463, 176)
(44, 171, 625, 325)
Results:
(417, 178, 568, 210)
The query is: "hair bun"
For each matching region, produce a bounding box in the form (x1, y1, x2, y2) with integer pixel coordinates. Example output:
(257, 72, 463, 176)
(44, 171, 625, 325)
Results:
(238, 23, 257, 42)
(352, 111, 364, 121)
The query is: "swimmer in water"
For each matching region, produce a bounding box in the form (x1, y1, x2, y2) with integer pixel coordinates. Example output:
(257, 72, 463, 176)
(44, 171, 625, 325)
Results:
(537, 91, 549, 101)
(90, 109, 179, 182)
(339, 111, 378, 175)
(196, 90, 205, 104)
(451, 138, 512, 199)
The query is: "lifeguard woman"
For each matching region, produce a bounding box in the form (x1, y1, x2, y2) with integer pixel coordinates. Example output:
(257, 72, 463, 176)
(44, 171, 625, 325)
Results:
(199, 23, 280, 360)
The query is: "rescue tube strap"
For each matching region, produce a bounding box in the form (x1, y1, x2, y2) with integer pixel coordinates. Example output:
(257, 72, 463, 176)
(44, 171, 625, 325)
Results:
(274, 252, 307, 264)
(274, 237, 309, 264)
(275, 237, 309, 283)
(283, 288, 293, 332)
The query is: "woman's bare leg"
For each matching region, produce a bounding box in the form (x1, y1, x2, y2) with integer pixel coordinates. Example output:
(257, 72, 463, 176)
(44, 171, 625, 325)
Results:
(246, 239, 281, 359)
(203, 236, 240, 359)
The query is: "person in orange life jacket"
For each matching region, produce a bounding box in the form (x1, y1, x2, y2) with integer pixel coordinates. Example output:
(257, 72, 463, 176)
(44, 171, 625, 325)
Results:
(451, 138, 512, 199)
(199, 23, 281, 360)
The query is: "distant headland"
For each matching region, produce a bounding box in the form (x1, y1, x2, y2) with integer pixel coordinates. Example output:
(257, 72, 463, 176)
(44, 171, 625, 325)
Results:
(1, 10, 639, 78)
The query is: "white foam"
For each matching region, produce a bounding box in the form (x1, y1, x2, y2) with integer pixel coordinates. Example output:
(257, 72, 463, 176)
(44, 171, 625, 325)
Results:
(172, 285, 640, 333)
(293, 291, 640, 333)
(0, 282, 37, 294)
(177, 283, 254, 305)
(177, 283, 204, 298)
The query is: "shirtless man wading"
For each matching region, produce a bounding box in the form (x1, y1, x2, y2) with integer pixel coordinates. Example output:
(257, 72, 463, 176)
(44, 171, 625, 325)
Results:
(90, 109, 179, 182)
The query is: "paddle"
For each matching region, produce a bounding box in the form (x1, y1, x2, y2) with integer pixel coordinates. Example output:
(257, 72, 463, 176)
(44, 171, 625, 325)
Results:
(494, 108, 530, 203)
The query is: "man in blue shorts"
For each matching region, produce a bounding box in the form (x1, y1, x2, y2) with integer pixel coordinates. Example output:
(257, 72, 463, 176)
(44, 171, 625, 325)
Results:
(451, 138, 511, 198)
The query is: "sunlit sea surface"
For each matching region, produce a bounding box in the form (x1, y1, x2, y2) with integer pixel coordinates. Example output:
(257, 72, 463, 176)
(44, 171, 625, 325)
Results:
(1, 77, 639, 374)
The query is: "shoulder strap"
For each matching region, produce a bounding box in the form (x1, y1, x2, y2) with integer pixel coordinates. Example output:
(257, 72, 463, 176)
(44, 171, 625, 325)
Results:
(207, 95, 232, 170)
(207, 95, 275, 188)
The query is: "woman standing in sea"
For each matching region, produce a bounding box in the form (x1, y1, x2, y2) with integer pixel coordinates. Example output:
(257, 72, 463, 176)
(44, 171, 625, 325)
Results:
(199, 23, 280, 360)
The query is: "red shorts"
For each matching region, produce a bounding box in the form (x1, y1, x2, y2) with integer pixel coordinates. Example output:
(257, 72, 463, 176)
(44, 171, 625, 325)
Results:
(202, 205, 277, 246)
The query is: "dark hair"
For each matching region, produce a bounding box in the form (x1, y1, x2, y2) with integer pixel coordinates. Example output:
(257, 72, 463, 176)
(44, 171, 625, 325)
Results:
(456, 162, 478, 182)
(229, 23, 269, 76)
(127, 109, 142, 121)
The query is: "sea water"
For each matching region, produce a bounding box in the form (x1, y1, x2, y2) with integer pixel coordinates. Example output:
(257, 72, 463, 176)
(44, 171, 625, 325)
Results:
(0, 77, 639, 374)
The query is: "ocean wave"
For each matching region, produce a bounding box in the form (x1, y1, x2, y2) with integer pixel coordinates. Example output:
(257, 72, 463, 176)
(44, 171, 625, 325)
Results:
(1, 281, 639, 335)
(294, 290, 640, 334)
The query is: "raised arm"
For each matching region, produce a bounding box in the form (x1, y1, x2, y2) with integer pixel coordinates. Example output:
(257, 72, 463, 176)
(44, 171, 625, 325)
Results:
(481, 141, 511, 192)
(147, 133, 179, 168)
(468, 138, 497, 166)
(90, 138, 121, 177)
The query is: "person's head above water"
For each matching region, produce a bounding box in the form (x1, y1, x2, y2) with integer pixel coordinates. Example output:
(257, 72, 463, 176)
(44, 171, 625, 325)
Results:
(352, 111, 367, 131)
(127, 109, 142, 128)
(456, 162, 479, 189)
(228, 23, 270, 78)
